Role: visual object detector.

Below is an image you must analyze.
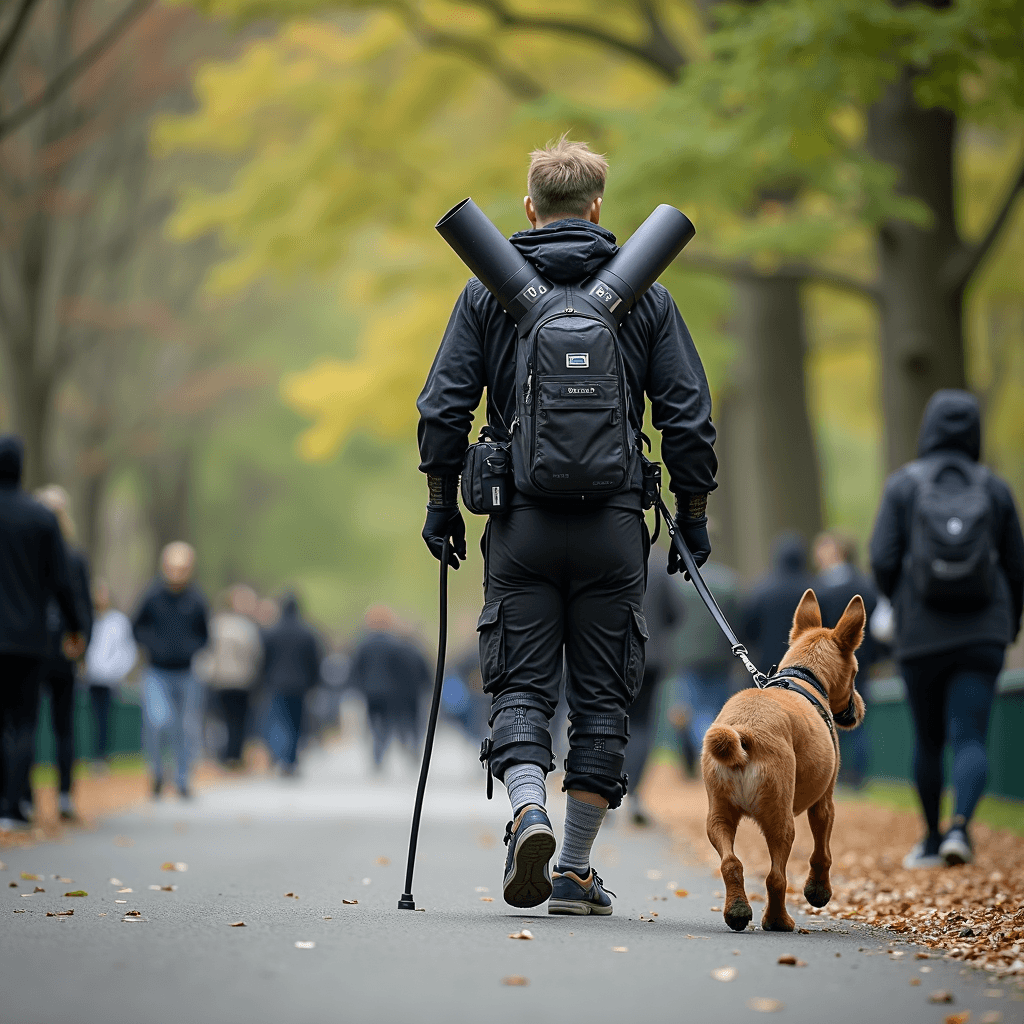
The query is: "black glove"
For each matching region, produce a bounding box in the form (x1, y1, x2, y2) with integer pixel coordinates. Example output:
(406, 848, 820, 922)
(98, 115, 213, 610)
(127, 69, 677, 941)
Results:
(667, 493, 711, 579)
(422, 475, 467, 569)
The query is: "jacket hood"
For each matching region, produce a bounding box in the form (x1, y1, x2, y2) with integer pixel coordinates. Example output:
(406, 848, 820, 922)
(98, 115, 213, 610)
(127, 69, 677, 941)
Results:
(510, 219, 618, 284)
(773, 532, 807, 574)
(0, 435, 23, 485)
(916, 389, 981, 460)
(281, 593, 299, 617)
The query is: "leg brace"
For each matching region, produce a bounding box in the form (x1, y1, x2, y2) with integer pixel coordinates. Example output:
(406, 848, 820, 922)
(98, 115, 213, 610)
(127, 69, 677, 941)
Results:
(564, 713, 630, 809)
(479, 693, 555, 799)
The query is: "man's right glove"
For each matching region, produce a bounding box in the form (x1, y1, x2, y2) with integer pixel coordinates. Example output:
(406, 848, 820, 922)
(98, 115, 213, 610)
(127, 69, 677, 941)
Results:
(667, 492, 711, 579)
(422, 474, 467, 570)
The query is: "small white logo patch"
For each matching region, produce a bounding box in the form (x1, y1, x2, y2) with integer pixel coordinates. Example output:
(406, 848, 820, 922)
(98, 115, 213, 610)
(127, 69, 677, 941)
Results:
(491, 486, 502, 506)
(947, 516, 963, 536)
(566, 353, 589, 368)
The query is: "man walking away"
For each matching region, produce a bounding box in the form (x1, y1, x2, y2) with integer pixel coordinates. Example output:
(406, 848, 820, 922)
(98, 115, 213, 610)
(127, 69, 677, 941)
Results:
(260, 592, 321, 776)
(84, 580, 137, 769)
(31, 485, 93, 821)
(417, 139, 717, 913)
(742, 532, 814, 674)
(132, 542, 209, 799)
(871, 390, 1023, 868)
(814, 531, 880, 789)
(195, 585, 262, 768)
(0, 436, 85, 831)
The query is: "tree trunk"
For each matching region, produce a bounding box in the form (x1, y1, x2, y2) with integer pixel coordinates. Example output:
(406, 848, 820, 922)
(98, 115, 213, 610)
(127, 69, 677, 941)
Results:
(715, 274, 824, 578)
(867, 71, 966, 470)
(4, 340, 54, 490)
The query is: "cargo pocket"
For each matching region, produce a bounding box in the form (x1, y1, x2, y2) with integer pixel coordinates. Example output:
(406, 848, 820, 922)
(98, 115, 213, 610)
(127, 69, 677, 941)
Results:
(477, 598, 505, 693)
(623, 605, 649, 701)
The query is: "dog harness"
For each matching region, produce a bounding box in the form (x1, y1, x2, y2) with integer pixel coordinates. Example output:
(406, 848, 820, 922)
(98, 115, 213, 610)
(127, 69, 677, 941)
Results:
(762, 665, 843, 756)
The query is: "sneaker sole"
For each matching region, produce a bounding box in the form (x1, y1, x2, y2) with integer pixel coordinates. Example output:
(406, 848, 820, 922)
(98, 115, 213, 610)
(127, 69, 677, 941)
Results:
(548, 898, 613, 916)
(503, 824, 556, 908)
(940, 844, 972, 866)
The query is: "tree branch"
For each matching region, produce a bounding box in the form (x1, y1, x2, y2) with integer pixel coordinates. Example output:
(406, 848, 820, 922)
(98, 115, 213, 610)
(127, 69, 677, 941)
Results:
(943, 155, 1024, 293)
(0, 0, 41, 80)
(681, 251, 882, 302)
(0, 0, 154, 142)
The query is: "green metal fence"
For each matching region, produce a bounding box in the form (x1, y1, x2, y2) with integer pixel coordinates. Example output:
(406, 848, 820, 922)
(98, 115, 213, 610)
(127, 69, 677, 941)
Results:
(34, 688, 143, 763)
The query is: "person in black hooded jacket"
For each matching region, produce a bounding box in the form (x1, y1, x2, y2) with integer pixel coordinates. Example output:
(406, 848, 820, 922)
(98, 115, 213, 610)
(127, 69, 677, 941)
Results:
(0, 436, 85, 830)
(870, 389, 1024, 868)
(417, 139, 717, 915)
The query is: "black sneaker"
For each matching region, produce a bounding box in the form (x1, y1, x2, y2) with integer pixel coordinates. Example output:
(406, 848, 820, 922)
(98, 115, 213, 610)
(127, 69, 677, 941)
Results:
(548, 867, 615, 916)
(502, 805, 556, 908)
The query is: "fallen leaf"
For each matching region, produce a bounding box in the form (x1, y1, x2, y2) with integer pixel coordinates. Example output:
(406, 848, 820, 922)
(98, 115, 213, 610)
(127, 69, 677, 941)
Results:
(651, 912, 658, 917)
(915, 952, 933, 960)
(284, 892, 298, 899)
(160, 862, 187, 872)
(980, 1013, 1002, 1024)
(475, 886, 490, 893)
(20, 894, 34, 898)
(53, 876, 72, 883)
(710, 906, 722, 912)
(33, 886, 44, 893)
(8, 882, 17, 888)
(117, 888, 132, 893)
(711, 967, 737, 982)
(747, 998, 784, 1013)
(63, 891, 87, 897)
(12, 909, 26, 913)
(294, 941, 315, 949)
(983, 990, 1003, 998)
(508, 930, 534, 940)
(57, 910, 74, 917)
(777, 955, 807, 967)
(910, 979, 921, 987)
(480, 897, 494, 902)
(674, 889, 688, 897)
(920, 966, 933, 973)
(124, 910, 141, 917)
(115, 900, 127, 904)
(160, 886, 176, 892)
(109, 878, 122, 886)
(323, 916, 332, 920)
(944, 1013, 971, 1024)
(148, 885, 161, 890)
(502, 976, 529, 986)
(929, 991, 954, 1004)
(798, 928, 810, 934)
(342, 899, 358, 905)
(229, 921, 245, 927)
(20, 873, 42, 881)
(375, 856, 390, 866)
(361, 877, 371, 885)
(414, 908, 425, 912)
(612, 946, 628, 952)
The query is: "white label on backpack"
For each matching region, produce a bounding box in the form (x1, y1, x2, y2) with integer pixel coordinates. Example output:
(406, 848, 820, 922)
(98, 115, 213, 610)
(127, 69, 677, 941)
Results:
(947, 517, 963, 535)
(491, 486, 501, 506)
(589, 281, 622, 312)
(566, 353, 589, 368)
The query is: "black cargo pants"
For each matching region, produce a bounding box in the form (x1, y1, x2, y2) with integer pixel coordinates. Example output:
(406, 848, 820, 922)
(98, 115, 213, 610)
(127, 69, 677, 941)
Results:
(478, 504, 649, 808)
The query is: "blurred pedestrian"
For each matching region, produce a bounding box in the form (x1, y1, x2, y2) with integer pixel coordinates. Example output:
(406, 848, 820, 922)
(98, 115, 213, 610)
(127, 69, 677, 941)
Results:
(742, 532, 814, 673)
(259, 592, 321, 776)
(671, 551, 741, 760)
(132, 542, 209, 799)
(29, 485, 93, 821)
(83, 579, 137, 769)
(622, 546, 683, 826)
(195, 585, 262, 769)
(348, 605, 430, 770)
(814, 530, 879, 789)
(870, 390, 1023, 868)
(0, 436, 85, 831)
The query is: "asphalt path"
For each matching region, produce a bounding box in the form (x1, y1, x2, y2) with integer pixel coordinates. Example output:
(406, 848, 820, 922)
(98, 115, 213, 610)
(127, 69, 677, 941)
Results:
(1, 725, 1019, 1024)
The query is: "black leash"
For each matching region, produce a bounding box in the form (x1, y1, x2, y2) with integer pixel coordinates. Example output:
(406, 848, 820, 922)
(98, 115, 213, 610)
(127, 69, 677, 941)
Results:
(398, 537, 450, 911)
(653, 494, 768, 689)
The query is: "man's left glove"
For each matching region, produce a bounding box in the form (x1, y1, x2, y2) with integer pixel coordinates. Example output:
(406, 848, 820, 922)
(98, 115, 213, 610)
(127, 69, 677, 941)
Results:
(423, 475, 467, 570)
(667, 492, 711, 579)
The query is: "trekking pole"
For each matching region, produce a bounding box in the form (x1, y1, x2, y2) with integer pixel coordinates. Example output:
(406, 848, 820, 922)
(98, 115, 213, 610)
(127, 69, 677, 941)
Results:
(655, 495, 767, 689)
(398, 537, 451, 910)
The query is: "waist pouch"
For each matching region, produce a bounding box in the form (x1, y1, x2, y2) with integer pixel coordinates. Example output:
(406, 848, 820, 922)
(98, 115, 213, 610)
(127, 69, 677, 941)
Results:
(462, 435, 512, 516)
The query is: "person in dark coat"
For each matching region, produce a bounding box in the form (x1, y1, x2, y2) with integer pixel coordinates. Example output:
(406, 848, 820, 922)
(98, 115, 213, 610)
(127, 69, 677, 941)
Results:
(29, 485, 93, 821)
(347, 605, 430, 770)
(814, 530, 879, 789)
(870, 389, 1024, 868)
(259, 592, 322, 775)
(132, 542, 209, 798)
(0, 436, 85, 831)
(741, 532, 814, 674)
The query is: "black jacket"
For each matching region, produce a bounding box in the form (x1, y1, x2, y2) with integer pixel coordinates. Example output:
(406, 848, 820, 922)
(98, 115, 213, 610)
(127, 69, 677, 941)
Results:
(348, 629, 430, 718)
(46, 548, 93, 667)
(417, 219, 717, 502)
(0, 436, 84, 658)
(260, 596, 321, 696)
(742, 533, 814, 673)
(132, 580, 209, 670)
(869, 390, 1024, 662)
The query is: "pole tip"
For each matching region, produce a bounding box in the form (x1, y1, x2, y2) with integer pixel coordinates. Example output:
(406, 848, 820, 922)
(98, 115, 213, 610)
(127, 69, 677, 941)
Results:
(397, 894, 417, 910)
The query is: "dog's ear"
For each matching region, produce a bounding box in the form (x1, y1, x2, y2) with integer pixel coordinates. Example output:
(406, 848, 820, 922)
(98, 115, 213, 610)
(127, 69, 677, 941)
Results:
(833, 594, 866, 654)
(790, 589, 822, 642)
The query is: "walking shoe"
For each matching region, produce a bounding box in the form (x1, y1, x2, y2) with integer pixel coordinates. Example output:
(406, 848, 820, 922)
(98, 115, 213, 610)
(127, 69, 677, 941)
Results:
(58, 794, 77, 821)
(548, 866, 616, 915)
(502, 804, 556, 908)
(0, 815, 31, 833)
(901, 839, 944, 869)
(939, 827, 973, 866)
(152, 778, 163, 799)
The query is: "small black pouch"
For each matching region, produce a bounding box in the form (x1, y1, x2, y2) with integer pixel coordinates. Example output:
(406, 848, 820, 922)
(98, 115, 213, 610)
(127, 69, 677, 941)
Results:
(462, 428, 513, 515)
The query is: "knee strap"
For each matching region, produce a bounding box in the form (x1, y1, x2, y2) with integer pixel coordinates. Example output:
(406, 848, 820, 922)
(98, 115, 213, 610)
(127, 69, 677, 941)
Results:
(488, 691, 552, 727)
(565, 713, 630, 793)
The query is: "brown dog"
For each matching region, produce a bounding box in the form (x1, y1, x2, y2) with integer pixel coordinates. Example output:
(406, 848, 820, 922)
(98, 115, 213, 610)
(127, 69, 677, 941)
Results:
(701, 589, 866, 932)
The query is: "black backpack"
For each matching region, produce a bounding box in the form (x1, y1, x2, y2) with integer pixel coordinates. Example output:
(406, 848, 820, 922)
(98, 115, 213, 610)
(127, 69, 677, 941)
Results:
(510, 285, 638, 500)
(907, 455, 997, 610)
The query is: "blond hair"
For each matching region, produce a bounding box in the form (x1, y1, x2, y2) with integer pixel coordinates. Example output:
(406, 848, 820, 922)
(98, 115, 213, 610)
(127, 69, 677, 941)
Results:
(527, 136, 608, 221)
(35, 484, 77, 543)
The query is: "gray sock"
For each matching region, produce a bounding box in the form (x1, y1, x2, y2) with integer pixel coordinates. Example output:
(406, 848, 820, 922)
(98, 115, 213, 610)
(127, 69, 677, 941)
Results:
(503, 763, 547, 816)
(558, 795, 607, 876)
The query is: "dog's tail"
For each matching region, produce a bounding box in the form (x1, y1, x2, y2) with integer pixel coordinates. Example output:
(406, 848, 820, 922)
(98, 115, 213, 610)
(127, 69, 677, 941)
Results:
(703, 725, 750, 769)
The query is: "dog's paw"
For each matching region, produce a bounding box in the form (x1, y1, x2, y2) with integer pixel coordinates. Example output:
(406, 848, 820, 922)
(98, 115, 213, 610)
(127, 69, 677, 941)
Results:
(723, 898, 752, 932)
(760, 911, 795, 932)
(804, 879, 831, 908)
